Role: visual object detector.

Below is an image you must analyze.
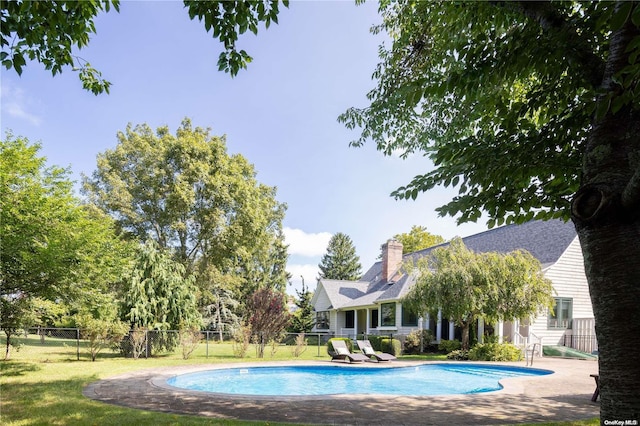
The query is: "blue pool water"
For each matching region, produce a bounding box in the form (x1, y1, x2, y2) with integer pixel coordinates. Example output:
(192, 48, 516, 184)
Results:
(167, 364, 552, 396)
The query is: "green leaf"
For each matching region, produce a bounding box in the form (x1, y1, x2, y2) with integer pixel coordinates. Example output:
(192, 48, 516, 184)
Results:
(611, 94, 625, 115)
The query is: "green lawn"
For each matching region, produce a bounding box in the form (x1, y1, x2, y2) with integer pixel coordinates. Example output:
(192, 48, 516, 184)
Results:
(0, 335, 598, 426)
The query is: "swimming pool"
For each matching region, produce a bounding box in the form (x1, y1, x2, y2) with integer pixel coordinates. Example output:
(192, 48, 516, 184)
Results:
(167, 363, 552, 396)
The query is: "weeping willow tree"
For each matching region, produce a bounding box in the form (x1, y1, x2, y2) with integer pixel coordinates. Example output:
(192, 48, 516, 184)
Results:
(403, 238, 554, 350)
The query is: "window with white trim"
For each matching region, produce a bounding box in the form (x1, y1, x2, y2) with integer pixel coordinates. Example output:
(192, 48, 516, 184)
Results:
(381, 302, 396, 327)
(548, 298, 572, 329)
(316, 311, 330, 329)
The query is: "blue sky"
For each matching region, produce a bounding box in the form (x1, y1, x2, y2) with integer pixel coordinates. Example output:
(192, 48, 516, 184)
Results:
(1, 1, 487, 294)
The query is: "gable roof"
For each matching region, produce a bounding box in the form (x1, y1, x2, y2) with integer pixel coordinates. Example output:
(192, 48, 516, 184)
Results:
(320, 219, 577, 311)
(314, 275, 416, 310)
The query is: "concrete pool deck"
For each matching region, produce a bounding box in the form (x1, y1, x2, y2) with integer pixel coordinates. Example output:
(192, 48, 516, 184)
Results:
(83, 357, 600, 425)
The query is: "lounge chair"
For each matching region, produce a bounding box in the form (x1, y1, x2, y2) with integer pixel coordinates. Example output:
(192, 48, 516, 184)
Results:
(330, 340, 370, 363)
(357, 339, 397, 362)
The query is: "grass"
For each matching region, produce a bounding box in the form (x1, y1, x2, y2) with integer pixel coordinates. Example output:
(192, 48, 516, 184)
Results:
(0, 335, 598, 426)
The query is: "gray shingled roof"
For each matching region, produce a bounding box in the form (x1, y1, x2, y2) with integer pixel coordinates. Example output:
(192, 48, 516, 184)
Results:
(323, 219, 577, 310)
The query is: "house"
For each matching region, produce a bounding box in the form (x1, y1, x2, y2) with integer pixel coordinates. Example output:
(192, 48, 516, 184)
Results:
(310, 219, 596, 351)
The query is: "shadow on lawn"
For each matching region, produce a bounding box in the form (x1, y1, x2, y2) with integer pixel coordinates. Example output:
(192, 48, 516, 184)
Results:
(2, 374, 214, 426)
(0, 361, 40, 376)
(3, 375, 96, 423)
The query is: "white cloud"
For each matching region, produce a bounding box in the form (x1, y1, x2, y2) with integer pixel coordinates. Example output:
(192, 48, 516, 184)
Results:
(1, 82, 42, 126)
(283, 227, 332, 257)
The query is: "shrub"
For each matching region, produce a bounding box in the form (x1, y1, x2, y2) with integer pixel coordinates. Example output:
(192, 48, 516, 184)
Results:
(380, 337, 402, 356)
(438, 339, 461, 353)
(77, 316, 129, 361)
(404, 329, 435, 354)
(447, 349, 469, 360)
(179, 328, 202, 360)
(232, 324, 252, 358)
(267, 339, 279, 357)
(327, 337, 353, 356)
(117, 326, 148, 359)
(291, 333, 308, 357)
(468, 342, 522, 361)
(366, 335, 383, 351)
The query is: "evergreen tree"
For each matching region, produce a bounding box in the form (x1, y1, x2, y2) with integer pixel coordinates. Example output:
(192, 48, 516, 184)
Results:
(318, 233, 362, 281)
(122, 240, 201, 332)
(288, 278, 315, 333)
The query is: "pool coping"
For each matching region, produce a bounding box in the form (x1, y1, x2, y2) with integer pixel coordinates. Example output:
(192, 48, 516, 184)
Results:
(83, 357, 600, 425)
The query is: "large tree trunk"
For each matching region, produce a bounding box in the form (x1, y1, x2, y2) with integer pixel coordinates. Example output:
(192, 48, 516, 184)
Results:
(571, 10, 640, 421)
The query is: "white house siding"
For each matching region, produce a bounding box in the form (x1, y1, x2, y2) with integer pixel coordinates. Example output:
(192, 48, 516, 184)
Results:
(528, 237, 593, 346)
(311, 285, 334, 333)
(330, 310, 339, 335)
(313, 286, 332, 312)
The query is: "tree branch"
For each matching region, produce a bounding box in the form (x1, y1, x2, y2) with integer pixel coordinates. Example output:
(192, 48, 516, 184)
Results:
(501, 1, 606, 88)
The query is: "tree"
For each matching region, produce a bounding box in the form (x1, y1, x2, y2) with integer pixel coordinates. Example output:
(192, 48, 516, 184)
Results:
(122, 239, 201, 333)
(336, 2, 640, 419)
(318, 233, 362, 280)
(1, 295, 35, 360)
(83, 119, 287, 302)
(403, 238, 554, 350)
(199, 265, 241, 341)
(1, 133, 132, 358)
(243, 229, 291, 295)
(247, 287, 290, 358)
(393, 225, 445, 254)
(288, 277, 315, 333)
(1, 0, 289, 93)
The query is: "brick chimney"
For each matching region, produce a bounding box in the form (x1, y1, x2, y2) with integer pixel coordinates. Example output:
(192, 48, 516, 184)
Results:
(381, 239, 403, 282)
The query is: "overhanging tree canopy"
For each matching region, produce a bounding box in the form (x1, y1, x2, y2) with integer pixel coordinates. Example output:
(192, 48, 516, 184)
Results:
(337, 1, 640, 419)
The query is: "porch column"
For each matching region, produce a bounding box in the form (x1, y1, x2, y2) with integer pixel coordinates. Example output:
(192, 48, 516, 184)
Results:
(477, 318, 485, 344)
(496, 320, 504, 343)
(365, 308, 370, 335)
(448, 321, 455, 340)
(436, 309, 443, 343)
(353, 310, 358, 339)
(425, 313, 431, 331)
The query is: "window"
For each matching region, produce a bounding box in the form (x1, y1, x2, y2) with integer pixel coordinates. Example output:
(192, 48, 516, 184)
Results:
(370, 309, 379, 328)
(381, 302, 396, 327)
(548, 298, 572, 329)
(345, 310, 355, 328)
(402, 305, 418, 327)
(316, 311, 329, 330)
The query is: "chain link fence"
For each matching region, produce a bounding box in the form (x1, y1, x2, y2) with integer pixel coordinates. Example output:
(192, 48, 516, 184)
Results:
(2, 327, 345, 361)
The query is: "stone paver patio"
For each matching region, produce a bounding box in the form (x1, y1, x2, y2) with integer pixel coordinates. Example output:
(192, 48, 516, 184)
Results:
(83, 357, 599, 425)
